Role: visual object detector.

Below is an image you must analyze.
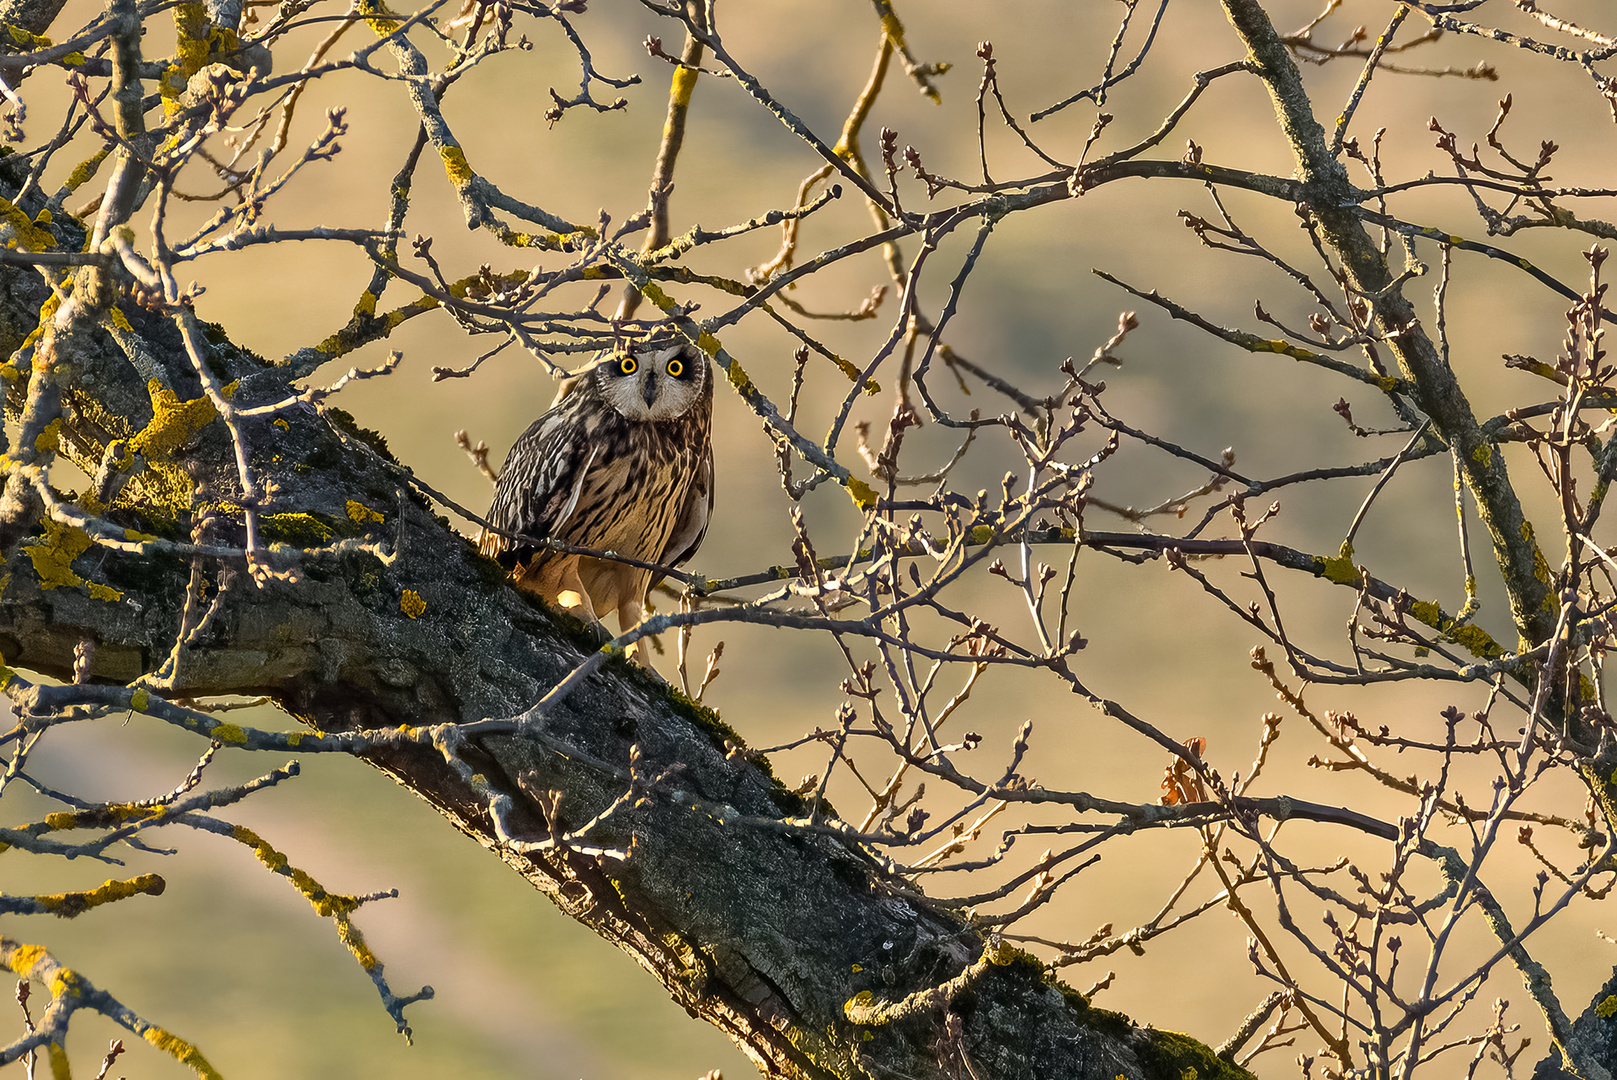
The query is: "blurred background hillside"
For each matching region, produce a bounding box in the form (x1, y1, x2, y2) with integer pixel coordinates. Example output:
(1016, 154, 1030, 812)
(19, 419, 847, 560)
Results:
(7, 1, 1617, 1076)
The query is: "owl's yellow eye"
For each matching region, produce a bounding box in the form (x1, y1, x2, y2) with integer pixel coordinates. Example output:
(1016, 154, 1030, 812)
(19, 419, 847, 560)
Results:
(618, 355, 638, 375)
(666, 357, 684, 378)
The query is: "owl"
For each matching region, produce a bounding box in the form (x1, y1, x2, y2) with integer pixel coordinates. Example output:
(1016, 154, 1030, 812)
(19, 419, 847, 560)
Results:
(478, 341, 714, 666)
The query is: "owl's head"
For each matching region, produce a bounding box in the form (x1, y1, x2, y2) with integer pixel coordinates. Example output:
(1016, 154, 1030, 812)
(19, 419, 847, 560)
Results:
(593, 342, 710, 421)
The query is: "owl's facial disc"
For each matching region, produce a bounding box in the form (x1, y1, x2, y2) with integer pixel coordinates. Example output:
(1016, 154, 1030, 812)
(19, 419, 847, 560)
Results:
(597, 343, 705, 421)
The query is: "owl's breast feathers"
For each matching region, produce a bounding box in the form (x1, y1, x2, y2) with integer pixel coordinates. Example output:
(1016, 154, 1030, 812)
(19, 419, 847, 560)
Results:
(478, 386, 713, 579)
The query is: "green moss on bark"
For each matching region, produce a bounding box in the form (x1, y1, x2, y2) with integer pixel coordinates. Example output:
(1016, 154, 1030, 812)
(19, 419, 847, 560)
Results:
(324, 406, 398, 464)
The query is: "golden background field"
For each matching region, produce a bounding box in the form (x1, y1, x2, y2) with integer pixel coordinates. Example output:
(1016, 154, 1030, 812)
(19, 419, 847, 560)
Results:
(7, 2, 1617, 1076)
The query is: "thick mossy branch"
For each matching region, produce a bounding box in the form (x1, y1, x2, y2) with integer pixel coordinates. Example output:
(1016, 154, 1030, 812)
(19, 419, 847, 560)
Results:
(0, 254, 1241, 1079)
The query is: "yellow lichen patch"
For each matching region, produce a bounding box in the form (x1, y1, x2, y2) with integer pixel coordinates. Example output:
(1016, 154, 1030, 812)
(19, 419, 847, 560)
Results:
(211, 723, 245, 744)
(1399, 594, 1509, 661)
(36, 873, 165, 916)
(559, 227, 600, 244)
(273, 418, 289, 430)
(1533, 545, 1554, 593)
(1408, 600, 1441, 628)
(1599, 995, 1617, 1019)
(7, 942, 47, 978)
(172, 3, 210, 72)
(444, 271, 528, 303)
(234, 824, 285, 870)
(639, 281, 675, 312)
(231, 824, 354, 916)
(846, 477, 879, 511)
(1314, 542, 1359, 586)
(1471, 443, 1492, 467)
(355, 0, 400, 34)
(438, 144, 474, 187)
(844, 990, 878, 1022)
(74, 487, 106, 518)
(724, 358, 755, 397)
(22, 292, 61, 357)
(32, 417, 60, 453)
(346, 499, 383, 524)
(830, 354, 879, 392)
(130, 686, 149, 712)
(156, 64, 187, 108)
(261, 512, 333, 546)
(103, 305, 132, 331)
(131, 379, 217, 461)
(0, 195, 53, 251)
(336, 917, 378, 970)
(47, 803, 161, 830)
(668, 65, 699, 109)
(46, 966, 79, 999)
(5, 23, 49, 47)
(1448, 622, 1506, 661)
(142, 1026, 224, 1080)
(400, 589, 426, 619)
(46, 1041, 68, 1078)
(353, 290, 378, 317)
(23, 518, 123, 602)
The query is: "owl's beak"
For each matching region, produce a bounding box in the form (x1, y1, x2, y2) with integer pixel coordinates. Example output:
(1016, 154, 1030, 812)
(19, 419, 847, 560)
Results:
(641, 370, 658, 407)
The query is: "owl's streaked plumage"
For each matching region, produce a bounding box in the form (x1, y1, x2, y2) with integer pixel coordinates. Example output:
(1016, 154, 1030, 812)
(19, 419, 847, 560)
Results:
(478, 342, 714, 665)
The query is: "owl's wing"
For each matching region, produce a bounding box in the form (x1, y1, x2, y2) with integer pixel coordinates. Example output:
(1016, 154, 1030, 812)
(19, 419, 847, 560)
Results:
(478, 412, 598, 567)
(548, 371, 586, 409)
(654, 444, 713, 585)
